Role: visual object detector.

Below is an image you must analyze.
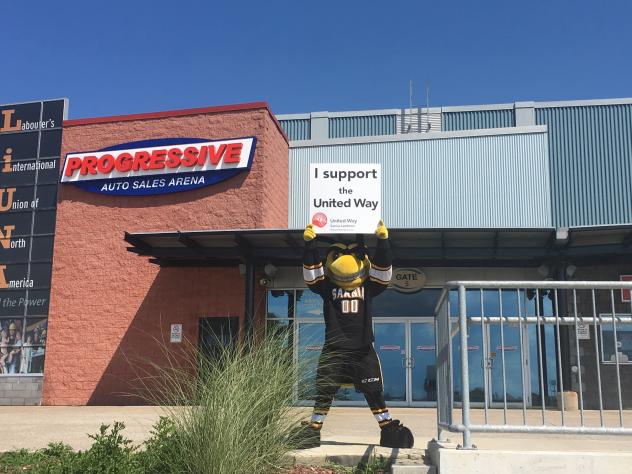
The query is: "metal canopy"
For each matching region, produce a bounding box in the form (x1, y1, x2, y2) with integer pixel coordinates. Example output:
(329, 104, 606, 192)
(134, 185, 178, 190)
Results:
(124, 225, 632, 268)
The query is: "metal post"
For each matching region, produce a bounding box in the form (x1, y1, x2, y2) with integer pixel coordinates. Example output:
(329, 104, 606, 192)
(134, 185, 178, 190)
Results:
(498, 289, 508, 424)
(535, 289, 547, 423)
(556, 267, 573, 391)
(572, 290, 585, 426)
(436, 298, 449, 442)
(244, 260, 256, 338)
(480, 289, 489, 425)
(591, 290, 604, 427)
(609, 290, 624, 427)
(517, 289, 527, 425)
(458, 285, 473, 448)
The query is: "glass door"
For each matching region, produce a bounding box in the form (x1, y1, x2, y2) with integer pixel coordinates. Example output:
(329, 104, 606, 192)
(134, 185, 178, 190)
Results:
(487, 321, 530, 407)
(373, 321, 407, 404)
(295, 320, 365, 405)
(451, 322, 487, 404)
(409, 321, 437, 406)
(296, 322, 325, 403)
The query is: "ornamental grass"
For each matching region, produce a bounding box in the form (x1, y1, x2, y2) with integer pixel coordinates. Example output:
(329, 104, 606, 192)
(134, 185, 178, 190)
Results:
(135, 329, 309, 474)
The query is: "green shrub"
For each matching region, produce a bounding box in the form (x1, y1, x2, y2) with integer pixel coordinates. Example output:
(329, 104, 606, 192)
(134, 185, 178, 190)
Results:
(72, 422, 140, 474)
(0, 424, 141, 474)
(135, 416, 180, 473)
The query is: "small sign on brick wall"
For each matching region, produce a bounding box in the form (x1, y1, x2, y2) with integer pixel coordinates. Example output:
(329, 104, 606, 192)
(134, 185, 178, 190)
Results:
(577, 322, 590, 340)
(170, 324, 183, 343)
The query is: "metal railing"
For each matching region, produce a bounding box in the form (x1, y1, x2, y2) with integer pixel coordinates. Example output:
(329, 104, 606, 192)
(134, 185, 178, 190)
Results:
(435, 280, 632, 449)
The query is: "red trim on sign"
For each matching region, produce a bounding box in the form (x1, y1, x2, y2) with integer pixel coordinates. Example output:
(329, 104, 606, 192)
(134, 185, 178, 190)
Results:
(63, 102, 289, 144)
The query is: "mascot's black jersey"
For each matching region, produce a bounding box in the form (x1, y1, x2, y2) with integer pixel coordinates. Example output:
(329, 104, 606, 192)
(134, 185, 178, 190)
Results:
(303, 239, 392, 350)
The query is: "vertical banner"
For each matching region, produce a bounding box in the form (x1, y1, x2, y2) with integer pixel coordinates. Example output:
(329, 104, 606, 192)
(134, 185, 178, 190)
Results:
(309, 163, 381, 234)
(0, 99, 66, 374)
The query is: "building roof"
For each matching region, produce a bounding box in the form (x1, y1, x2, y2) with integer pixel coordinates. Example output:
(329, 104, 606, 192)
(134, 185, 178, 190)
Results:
(276, 97, 632, 120)
(63, 101, 289, 143)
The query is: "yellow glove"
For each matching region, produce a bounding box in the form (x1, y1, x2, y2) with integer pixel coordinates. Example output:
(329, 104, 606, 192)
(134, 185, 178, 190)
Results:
(303, 224, 317, 242)
(375, 220, 388, 240)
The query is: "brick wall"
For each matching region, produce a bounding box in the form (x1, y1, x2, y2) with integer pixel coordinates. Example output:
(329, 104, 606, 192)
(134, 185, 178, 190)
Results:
(0, 376, 42, 405)
(42, 105, 288, 405)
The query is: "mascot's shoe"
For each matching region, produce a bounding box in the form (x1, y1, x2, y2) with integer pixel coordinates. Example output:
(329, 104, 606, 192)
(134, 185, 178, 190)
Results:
(379, 420, 414, 448)
(295, 422, 321, 449)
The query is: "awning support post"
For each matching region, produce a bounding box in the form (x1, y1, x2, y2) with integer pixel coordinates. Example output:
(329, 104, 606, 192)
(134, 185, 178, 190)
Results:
(244, 260, 256, 339)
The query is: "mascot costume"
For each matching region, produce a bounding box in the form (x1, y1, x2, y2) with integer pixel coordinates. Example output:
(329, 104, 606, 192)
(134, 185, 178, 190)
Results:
(299, 220, 414, 449)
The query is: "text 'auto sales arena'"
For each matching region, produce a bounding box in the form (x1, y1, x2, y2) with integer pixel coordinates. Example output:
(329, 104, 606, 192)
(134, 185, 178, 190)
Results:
(1, 97, 632, 409)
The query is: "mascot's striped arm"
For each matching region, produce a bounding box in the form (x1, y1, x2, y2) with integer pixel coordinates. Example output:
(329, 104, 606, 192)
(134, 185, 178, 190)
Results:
(303, 240, 325, 294)
(368, 239, 393, 295)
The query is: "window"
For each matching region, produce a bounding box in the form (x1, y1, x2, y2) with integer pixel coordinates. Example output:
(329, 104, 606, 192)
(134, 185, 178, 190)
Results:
(266, 290, 293, 319)
(373, 289, 441, 317)
(601, 321, 632, 364)
(448, 288, 555, 318)
(295, 290, 323, 318)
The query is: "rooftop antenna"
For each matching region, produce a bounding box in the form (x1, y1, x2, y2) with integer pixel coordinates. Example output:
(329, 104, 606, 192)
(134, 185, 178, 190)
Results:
(425, 81, 431, 132)
(407, 80, 413, 133)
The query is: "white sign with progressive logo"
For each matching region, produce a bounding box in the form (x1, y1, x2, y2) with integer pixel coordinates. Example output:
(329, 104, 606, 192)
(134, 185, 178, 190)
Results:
(309, 163, 381, 234)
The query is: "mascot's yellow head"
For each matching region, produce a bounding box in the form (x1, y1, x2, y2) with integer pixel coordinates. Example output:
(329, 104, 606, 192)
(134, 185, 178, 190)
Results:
(324, 241, 370, 291)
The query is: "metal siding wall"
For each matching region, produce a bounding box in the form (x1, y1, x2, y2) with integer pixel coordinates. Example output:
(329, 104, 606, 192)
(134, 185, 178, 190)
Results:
(537, 105, 632, 227)
(443, 109, 516, 131)
(279, 119, 311, 141)
(289, 133, 551, 229)
(329, 115, 396, 138)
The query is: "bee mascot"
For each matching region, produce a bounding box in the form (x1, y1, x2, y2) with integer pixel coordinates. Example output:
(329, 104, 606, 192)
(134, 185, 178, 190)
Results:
(299, 220, 414, 449)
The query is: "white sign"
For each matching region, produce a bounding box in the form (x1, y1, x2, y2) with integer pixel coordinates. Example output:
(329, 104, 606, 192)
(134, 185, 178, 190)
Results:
(577, 322, 590, 340)
(170, 324, 183, 343)
(309, 163, 381, 234)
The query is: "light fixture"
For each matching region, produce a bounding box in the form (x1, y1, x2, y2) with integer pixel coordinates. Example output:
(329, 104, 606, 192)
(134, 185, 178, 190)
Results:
(264, 263, 278, 278)
(537, 264, 549, 277)
(566, 264, 577, 278)
(556, 227, 570, 243)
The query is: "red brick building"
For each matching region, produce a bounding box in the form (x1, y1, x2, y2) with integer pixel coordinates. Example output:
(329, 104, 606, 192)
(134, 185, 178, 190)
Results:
(43, 102, 288, 405)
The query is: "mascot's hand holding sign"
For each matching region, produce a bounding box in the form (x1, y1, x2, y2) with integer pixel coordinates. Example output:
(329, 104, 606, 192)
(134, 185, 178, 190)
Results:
(299, 220, 414, 449)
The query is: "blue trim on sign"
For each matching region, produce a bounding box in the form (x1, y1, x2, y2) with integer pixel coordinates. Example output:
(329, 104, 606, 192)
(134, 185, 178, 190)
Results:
(61, 136, 257, 196)
(73, 169, 243, 196)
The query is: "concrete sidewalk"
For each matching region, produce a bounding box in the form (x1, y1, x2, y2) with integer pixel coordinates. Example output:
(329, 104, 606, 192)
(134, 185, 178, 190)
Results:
(0, 406, 630, 456)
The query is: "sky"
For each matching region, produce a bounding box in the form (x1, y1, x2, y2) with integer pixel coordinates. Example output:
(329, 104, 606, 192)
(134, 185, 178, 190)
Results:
(2, 1, 632, 119)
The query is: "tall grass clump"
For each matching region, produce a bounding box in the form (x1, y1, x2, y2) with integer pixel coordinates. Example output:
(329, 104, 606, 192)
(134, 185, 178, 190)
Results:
(137, 329, 308, 474)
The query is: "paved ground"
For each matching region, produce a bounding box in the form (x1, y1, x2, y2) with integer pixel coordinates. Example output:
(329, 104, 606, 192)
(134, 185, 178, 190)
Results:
(0, 406, 630, 456)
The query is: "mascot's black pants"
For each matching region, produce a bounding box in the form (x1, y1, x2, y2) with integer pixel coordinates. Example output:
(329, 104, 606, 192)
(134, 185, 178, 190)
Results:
(309, 345, 392, 430)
